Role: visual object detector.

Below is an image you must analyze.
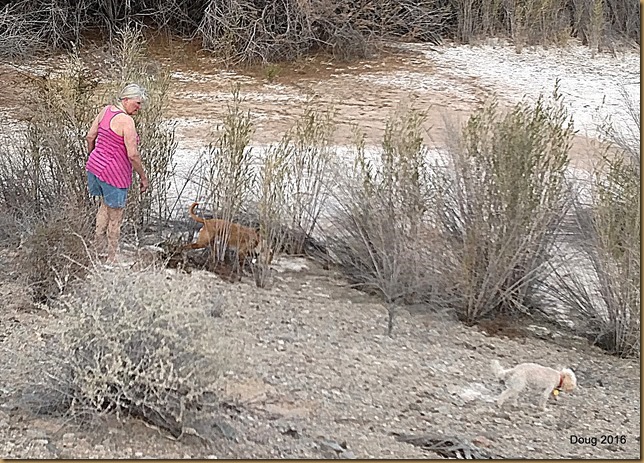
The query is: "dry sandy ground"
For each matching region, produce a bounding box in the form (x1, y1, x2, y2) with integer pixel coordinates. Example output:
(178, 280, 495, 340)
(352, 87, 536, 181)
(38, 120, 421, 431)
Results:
(0, 255, 640, 459)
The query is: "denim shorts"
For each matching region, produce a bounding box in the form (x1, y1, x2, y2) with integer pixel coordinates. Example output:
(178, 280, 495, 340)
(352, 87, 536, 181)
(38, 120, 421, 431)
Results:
(87, 171, 128, 209)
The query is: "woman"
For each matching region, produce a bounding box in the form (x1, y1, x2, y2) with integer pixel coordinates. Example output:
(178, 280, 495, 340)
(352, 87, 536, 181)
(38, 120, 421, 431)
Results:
(86, 83, 149, 263)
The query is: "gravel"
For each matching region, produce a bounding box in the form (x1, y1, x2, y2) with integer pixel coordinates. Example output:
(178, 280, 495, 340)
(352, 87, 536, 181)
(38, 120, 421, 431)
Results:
(0, 255, 640, 459)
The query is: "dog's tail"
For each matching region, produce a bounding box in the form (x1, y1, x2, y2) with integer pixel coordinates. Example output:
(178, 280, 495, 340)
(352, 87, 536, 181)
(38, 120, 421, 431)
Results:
(492, 360, 511, 380)
(188, 202, 205, 224)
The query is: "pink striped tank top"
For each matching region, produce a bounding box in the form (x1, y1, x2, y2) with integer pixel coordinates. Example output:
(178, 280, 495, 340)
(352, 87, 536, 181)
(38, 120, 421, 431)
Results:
(86, 106, 134, 189)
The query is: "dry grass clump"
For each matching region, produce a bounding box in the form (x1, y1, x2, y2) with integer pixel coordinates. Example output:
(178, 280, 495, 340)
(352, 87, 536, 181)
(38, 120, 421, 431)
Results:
(507, 0, 573, 51)
(24, 267, 232, 436)
(187, 85, 256, 275)
(282, 101, 336, 256)
(254, 136, 292, 287)
(202, 86, 256, 225)
(0, 207, 22, 248)
(182, 92, 336, 286)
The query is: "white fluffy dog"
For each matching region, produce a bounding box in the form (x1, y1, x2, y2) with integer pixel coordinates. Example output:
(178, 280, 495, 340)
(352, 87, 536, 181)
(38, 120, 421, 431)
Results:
(492, 360, 577, 411)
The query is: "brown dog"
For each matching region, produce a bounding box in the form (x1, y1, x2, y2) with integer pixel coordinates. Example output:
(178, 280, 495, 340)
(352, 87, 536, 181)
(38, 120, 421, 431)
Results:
(184, 202, 268, 278)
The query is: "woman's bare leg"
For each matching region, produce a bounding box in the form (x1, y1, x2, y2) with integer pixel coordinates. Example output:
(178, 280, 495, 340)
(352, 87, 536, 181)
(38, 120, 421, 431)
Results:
(106, 206, 125, 262)
(94, 201, 110, 254)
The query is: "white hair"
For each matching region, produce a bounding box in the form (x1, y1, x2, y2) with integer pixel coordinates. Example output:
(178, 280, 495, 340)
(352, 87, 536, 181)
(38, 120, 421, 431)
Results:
(117, 83, 147, 103)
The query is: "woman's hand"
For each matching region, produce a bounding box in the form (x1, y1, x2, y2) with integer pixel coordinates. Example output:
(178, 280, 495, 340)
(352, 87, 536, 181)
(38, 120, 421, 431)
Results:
(140, 177, 149, 193)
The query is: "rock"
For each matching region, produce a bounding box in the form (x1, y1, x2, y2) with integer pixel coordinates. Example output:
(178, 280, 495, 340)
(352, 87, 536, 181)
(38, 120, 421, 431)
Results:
(212, 420, 237, 440)
(45, 442, 60, 456)
(25, 428, 48, 440)
(472, 435, 493, 448)
(278, 423, 302, 439)
(319, 438, 347, 453)
(262, 403, 311, 419)
(462, 341, 477, 350)
(61, 433, 75, 447)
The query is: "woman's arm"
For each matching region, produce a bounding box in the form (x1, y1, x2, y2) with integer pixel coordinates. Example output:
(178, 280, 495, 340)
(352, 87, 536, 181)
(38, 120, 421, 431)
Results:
(123, 116, 149, 193)
(86, 106, 107, 155)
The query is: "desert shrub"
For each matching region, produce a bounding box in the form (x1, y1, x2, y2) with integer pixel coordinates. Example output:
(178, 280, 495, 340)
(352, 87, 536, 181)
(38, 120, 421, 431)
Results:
(0, 49, 98, 301)
(451, 0, 639, 47)
(550, 89, 640, 357)
(0, 208, 22, 248)
(0, 2, 46, 58)
(177, 87, 329, 281)
(326, 107, 438, 335)
(0, 49, 98, 217)
(451, 0, 514, 43)
(586, 0, 605, 56)
(196, 0, 447, 63)
(0, 1, 637, 61)
(452, 0, 573, 48)
(507, 0, 573, 50)
(191, 85, 257, 272)
(106, 25, 178, 235)
(0, 27, 177, 294)
(600, 87, 640, 164)
(25, 267, 232, 435)
(0, 0, 447, 63)
(254, 136, 293, 288)
(203, 86, 256, 221)
(579, 0, 640, 47)
(15, 199, 95, 301)
(283, 101, 336, 255)
(433, 90, 574, 324)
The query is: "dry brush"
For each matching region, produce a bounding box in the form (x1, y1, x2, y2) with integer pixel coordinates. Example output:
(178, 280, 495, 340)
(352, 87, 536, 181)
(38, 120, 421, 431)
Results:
(20, 267, 234, 436)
